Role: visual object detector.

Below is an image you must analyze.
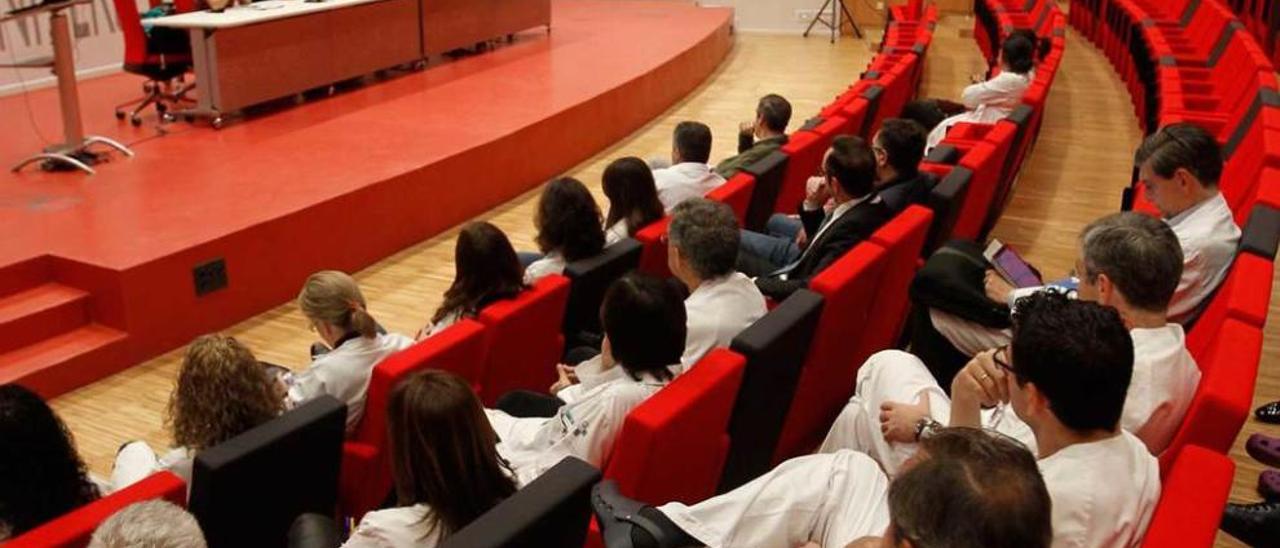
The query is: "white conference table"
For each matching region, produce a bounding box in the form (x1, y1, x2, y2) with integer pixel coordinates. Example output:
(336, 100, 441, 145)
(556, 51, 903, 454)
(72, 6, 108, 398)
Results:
(149, 0, 421, 126)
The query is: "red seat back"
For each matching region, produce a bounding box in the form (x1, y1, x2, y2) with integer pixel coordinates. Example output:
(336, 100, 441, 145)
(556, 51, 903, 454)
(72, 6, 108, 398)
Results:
(705, 173, 755, 226)
(953, 121, 1017, 239)
(604, 349, 746, 505)
(635, 216, 673, 279)
(1141, 445, 1234, 546)
(340, 319, 489, 517)
(477, 275, 571, 405)
(1187, 253, 1273, 357)
(773, 243, 889, 462)
(8, 472, 186, 548)
(865, 206, 934, 351)
(1159, 318, 1262, 476)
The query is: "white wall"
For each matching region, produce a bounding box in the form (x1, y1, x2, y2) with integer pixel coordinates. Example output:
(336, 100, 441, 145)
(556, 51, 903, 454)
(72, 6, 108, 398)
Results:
(0, 0, 130, 95)
(700, 0, 856, 34)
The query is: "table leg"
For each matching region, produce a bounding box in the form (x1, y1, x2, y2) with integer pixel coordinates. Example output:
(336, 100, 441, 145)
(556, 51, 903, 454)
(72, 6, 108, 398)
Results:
(49, 10, 84, 150)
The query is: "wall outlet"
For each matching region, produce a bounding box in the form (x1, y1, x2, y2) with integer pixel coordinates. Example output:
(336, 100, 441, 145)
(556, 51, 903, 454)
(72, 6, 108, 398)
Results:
(795, 9, 818, 21)
(193, 258, 228, 297)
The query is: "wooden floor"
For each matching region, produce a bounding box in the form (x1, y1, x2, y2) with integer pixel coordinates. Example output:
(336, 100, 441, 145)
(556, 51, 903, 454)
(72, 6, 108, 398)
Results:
(48, 14, 1280, 548)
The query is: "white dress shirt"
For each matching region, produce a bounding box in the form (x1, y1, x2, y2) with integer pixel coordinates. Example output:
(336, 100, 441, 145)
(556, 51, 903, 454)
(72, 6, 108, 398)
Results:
(679, 272, 767, 373)
(605, 220, 629, 246)
(488, 370, 670, 486)
(1124, 324, 1200, 454)
(1040, 431, 1161, 548)
(288, 332, 415, 433)
(523, 252, 566, 285)
(654, 162, 726, 212)
(342, 504, 442, 548)
(927, 70, 1033, 149)
(1164, 192, 1240, 323)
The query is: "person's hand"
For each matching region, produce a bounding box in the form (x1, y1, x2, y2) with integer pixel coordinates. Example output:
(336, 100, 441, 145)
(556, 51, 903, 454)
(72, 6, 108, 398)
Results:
(951, 349, 1008, 409)
(984, 269, 1015, 305)
(739, 120, 755, 135)
(549, 363, 578, 393)
(795, 228, 809, 248)
(880, 400, 931, 443)
(804, 176, 832, 207)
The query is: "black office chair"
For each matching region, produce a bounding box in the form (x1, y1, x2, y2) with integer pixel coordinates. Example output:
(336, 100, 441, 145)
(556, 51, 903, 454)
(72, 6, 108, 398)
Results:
(441, 457, 602, 548)
(189, 396, 346, 548)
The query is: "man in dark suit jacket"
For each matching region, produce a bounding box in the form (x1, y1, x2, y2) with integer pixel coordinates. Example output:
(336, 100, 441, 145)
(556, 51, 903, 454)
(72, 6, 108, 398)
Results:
(872, 118, 936, 213)
(738, 135, 894, 300)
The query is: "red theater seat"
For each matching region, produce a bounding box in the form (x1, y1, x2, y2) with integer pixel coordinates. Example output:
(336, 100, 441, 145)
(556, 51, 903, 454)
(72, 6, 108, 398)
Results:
(1141, 445, 1234, 546)
(477, 275, 571, 406)
(773, 242, 888, 462)
(706, 173, 755, 226)
(7, 472, 186, 548)
(865, 206, 935, 352)
(635, 216, 673, 279)
(1160, 318, 1262, 476)
(776, 117, 847, 214)
(340, 319, 489, 519)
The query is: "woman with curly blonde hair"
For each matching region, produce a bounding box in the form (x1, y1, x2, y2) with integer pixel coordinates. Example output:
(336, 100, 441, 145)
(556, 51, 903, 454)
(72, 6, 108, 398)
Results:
(110, 334, 283, 492)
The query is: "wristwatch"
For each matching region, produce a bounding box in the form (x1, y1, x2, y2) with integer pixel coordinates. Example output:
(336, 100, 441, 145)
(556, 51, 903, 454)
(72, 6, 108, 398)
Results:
(914, 417, 943, 442)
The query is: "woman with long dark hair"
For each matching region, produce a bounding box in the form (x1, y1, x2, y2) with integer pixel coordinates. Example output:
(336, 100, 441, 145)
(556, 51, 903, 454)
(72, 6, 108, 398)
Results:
(602, 157, 665, 245)
(419, 222, 526, 340)
(0, 384, 100, 540)
(341, 370, 517, 547)
(523, 178, 606, 284)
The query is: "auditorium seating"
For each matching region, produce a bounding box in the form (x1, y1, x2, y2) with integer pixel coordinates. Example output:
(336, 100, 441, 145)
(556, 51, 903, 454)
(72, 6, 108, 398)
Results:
(864, 206, 935, 351)
(441, 457, 601, 548)
(635, 216, 673, 279)
(6, 472, 186, 548)
(706, 172, 755, 225)
(563, 238, 643, 344)
(741, 151, 790, 231)
(339, 319, 489, 519)
(477, 275, 570, 406)
(1142, 445, 1235, 547)
(189, 396, 346, 548)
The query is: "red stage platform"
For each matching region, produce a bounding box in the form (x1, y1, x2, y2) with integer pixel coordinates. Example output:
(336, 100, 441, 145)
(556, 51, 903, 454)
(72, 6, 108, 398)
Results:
(0, 0, 733, 397)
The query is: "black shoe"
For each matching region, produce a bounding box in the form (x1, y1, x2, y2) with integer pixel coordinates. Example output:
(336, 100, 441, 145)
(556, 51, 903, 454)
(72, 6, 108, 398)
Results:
(590, 480, 701, 548)
(1255, 401, 1280, 424)
(1221, 501, 1280, 547)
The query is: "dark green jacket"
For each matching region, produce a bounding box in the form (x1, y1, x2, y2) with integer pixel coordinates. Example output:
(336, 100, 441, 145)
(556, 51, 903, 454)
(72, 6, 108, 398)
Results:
(713, 134, 788, 178)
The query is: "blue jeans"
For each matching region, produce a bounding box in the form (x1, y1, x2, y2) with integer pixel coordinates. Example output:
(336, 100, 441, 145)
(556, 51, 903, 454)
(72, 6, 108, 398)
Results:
(518, 251, 543, 268)
(765, 213, 804, 240)
(739, 228, 802, 271)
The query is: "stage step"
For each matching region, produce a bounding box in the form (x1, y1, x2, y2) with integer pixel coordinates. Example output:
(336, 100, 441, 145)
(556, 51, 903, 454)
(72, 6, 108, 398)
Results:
(0, 324, 128, 397)
(0, 283, 91, 355)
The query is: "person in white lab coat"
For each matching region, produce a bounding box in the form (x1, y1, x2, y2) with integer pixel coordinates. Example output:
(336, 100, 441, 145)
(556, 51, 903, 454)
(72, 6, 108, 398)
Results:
(922, 123, 1240, 374)
(111, 334, 284, 492)
(341, 370, 517, 548)
(925, 33, 1036, 150)
(418, 222, 527, 340)
(488, 274, 684, 486)
(602, 157, 666, 246)
(590, 427, 1052, 548)
(522, 177, 607, 284)
(828, 213, 1200, 473)
(287, 271, 414, 434)
(652, 121, 725, 212)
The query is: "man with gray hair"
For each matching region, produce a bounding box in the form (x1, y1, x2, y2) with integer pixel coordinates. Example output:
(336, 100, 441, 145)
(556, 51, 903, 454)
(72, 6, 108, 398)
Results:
(667, 198, 767, 372)
(822, 211, 1200, 472)
(89, 500, 206, 548)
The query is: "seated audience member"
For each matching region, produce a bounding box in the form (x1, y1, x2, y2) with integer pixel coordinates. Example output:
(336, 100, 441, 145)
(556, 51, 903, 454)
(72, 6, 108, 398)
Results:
(737, 136, 893, 300)
(831, 213, 1199, 470)
(523, 177, 607, 284)
(290, 270, 414, 433)
(713, 94, 792, 178)
(832, 293, 1160, 547)
(921, 123, 1241, 377)
(653, 121, 725, 211)
(602, 157, 665, 245)
(487, 274, 684, 485)
(761, 118, 932, 246)
(899, 99, 949, 132)
(926, 33, 1036, 149)
(112, 335, 284, 490)
(419, 222, 526, 339)
(342, 370, 517, 548)
(89, 500, 206, 548)
(591, 427, 1051, 548)
(0, 384, 100, 541)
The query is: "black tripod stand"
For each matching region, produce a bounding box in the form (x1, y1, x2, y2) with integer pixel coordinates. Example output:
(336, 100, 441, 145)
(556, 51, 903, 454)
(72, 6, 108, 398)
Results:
(803, 0, 863, 42)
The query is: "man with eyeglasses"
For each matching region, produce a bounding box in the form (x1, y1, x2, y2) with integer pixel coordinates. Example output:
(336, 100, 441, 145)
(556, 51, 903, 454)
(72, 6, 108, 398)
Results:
(917, 122, 1239, 384)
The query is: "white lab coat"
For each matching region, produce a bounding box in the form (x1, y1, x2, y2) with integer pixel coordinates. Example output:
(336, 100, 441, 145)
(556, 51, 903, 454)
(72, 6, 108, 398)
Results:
(1165, 192, 1240, 324)
(654, 162, 726, 212)
(1123, 324, 1200, 454)
(110, 441, 194, 493)
(288, 332, 415, 433)
(605, 221, 629, 246)
(678, 272, 767, 374)
(342, 504, 442, 548)
(927, 70, 1033, 149)
(523, 252, 565, 285)
(658, 450, 890, 548)
(1040, 431, 1160, 548)
(488, 369, 670, 486)
(419, 309, 462, 340)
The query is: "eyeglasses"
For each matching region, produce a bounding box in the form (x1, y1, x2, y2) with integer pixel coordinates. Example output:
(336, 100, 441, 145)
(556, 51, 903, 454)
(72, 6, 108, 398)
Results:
(992, 345, 1015, 376)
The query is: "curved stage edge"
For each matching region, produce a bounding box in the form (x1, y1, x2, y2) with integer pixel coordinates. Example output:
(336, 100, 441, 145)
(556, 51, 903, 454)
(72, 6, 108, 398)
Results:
(0, 0, 734, 397)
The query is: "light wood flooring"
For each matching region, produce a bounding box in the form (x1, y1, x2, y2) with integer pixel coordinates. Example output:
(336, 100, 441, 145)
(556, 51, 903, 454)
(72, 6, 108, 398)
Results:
(48, 15, 1280, 548)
